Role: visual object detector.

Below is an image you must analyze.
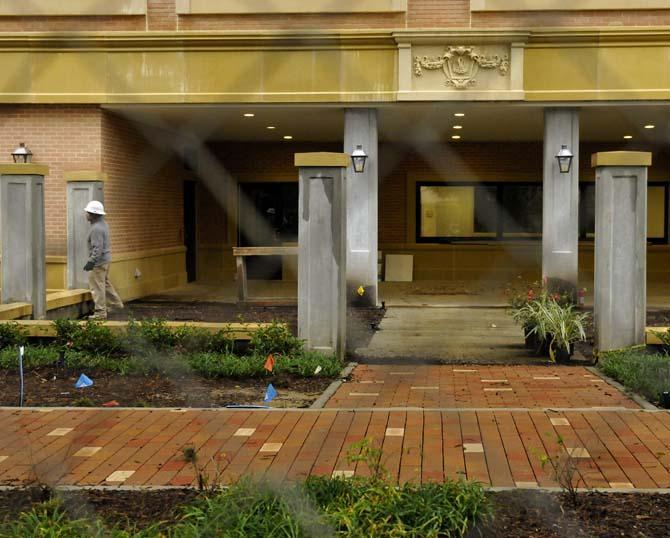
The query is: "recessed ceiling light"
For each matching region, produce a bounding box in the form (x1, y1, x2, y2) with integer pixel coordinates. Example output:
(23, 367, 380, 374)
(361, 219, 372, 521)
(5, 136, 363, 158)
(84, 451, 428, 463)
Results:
(453, 125, 463, 129)
(644, 124, 655, 129)
(243, 113, 255, 118)
(451, 135, 461, 140)
(454, 113, 465, 117)
(623, 135, 633, 139)
(266, 126, 276, 130)
(283, 135, 293, 140)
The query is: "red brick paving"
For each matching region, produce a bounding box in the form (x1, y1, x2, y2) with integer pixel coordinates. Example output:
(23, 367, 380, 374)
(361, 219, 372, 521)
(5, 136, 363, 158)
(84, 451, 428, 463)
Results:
(325, 365, 639, 409)
(1, 407, 669, 489)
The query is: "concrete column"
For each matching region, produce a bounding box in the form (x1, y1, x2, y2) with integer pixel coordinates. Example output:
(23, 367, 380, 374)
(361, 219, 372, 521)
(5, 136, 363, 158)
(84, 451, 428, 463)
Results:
(0, 164, 48, 319)
(543, 108, 579, 295)
(592, 151, 652, 352)
(344, 108, 378, 307)
(295, 153, 348, 361)
(66, 174, 105, 289)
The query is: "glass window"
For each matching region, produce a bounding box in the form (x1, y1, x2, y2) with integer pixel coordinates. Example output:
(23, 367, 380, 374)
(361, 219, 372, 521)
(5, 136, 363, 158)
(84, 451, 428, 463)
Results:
(501, 185, 542, 237)
(419, 185, 497, 239)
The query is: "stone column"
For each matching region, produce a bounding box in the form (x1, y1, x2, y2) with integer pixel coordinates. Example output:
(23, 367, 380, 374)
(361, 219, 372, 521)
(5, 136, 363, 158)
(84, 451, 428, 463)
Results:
(66, 173, 105, 289)
(344, 108, 378, 307)
(543, 108, 579, 295)
(295, 153, 348, 361)
(0, 164, 48, 319)
(592, 151, 652, 352)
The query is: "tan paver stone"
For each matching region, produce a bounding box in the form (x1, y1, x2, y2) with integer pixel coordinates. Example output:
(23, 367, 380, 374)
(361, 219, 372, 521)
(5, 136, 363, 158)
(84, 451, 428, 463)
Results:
(332, 470, 355, 478)
(567, 447, 591, 458)
(106, 470, 135, 483)
(515, 481, 539, 488)
(590, 379, 605, 383)
(74, 446, 101, 457)
(360, 380, 385, 384)
(484, 388, 513, 392)
(0, 456, 8, 464)
(47, 428, 73, 436)
(550, 418, 570, 426)
(534, 376, 561, 380)
(170, 409, 188, 413)
(410, 386, 439, 390)
(609, 482, 634, 489)
(481, 379, 508, 383)
(385, 428, 405, 437)
(463, 443, 484, 453)
(453, 369, 477, 373)
(389, 372, 414, 375)
(260, 443, 283, 453)
(234, 428, 256, 437)
(349, 392, 379, 396)
(37, 409, 54, 412)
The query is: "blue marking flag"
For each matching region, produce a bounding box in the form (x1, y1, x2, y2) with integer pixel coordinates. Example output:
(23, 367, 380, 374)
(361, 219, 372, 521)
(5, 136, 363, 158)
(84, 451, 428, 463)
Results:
(264, 383, 278, 403)
(75, 373, 93, 389)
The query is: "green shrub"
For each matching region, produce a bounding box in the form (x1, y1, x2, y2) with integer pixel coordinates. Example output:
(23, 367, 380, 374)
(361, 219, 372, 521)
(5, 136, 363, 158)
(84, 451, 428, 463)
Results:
(599, 348, 670, 404)
(53, 318, 123, 357)
(652, 328, 670, 355)
(249, 321, 303, 356)
(0, 322, 28, 350)
(63, 350, 137, 376)
(0, 345, 59, 368)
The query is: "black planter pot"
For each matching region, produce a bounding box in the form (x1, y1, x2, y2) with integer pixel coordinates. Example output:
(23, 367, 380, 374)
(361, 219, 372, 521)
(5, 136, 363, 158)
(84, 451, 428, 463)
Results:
(552, 344, 574, 363)
(659, 391, 670, 409)
(523, 327, 537, 349)
(534, 336, 550, 357)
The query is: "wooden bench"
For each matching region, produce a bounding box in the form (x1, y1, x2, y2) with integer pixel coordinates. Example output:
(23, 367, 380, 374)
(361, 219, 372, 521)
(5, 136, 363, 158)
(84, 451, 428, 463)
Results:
(646, 327, 669, 346)
(233, 246, 298, 302)
(4, 320, 281, 341)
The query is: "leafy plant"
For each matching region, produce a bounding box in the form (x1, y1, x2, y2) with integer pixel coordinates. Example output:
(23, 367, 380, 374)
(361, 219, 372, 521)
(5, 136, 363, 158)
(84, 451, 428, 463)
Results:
(535, 300, 589, 360)
(181, 445, 228, 493)
(652, 328, 670, 355)
(539, 435, 583, 507)
(599, 348, 670, 404)
(0, 322, 27, 350)
(53, 318, 123, 357)
(249, 321, 303, 356)
(0, 346, 59, 369)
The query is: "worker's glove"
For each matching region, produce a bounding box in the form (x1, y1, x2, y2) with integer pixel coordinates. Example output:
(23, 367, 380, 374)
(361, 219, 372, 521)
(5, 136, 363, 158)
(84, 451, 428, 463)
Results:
(83, 261, 95, 272)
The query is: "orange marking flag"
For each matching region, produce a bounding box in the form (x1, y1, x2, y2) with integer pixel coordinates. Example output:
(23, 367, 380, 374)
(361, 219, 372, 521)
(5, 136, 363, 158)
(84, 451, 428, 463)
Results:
(264, 353, 275, 373)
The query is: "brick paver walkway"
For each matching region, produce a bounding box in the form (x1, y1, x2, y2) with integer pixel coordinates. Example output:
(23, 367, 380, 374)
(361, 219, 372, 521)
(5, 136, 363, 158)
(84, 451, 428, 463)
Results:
(325, 365, 639, 409)
(2, 406, 670, 489)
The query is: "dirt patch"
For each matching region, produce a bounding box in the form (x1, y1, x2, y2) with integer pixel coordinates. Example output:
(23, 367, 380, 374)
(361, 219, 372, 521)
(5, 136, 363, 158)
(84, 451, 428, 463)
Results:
(109, 301, 385, 357)
(0, 366, 334, 408)
(480, 490, 670, 537)
(1, 488, 668, 536)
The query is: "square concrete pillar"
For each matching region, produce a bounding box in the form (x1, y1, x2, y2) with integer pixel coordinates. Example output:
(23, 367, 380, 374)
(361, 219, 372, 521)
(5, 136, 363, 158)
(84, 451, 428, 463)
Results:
(344, 109, 378, 307)
(543, 108, 579, 295)
(0, 164, 48, 319)
(592, 151, 652, 352)
(66, 173, 105, 289)
(295, 153, 348, 360)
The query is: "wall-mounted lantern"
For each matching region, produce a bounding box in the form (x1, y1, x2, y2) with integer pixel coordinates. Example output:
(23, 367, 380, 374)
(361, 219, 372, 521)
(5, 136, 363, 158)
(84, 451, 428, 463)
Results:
(12, 143, 32, 164)
(351, 144, 368, 174)
(555, 144, 574, 174)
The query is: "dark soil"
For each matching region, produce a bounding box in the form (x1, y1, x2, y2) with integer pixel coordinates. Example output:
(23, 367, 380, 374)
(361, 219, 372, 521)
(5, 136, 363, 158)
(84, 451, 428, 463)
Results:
(0, 366, 334, 408)
(1, 488, 669, 536)
(109, 300, 386, 358)
(479, 490, 670, 538)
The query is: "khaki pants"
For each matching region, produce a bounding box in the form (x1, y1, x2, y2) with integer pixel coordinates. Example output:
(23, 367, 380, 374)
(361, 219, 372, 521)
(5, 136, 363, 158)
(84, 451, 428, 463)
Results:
(88, 263, 123, 318)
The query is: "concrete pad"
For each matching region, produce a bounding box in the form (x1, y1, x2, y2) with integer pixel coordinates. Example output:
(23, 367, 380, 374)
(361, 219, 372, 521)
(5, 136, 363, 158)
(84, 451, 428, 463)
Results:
(74, 447, 101, 457)
(463, 443, 484, 453)
(234, 428, 256, 437)
(550, 418, 570, 426)
(260, 443, 283, 453)
(385, 428, 405, 437)
(47, 428, 73, 436)
(567, 447, 590, 458)
(106, 470, 135, 483)
(332, 470, 355, 478)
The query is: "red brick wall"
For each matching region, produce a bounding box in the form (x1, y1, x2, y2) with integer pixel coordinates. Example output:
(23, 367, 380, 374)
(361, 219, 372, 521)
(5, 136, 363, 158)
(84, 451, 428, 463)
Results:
(101, 112, 184, 253)
(147, 0, 176, 31)
(0, 105, 102, 256)
(0, 16, 144, 32)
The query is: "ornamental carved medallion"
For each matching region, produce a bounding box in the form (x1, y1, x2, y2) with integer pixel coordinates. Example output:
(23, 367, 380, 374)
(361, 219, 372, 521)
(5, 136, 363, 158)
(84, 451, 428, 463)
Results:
(414, 46, 509, 89)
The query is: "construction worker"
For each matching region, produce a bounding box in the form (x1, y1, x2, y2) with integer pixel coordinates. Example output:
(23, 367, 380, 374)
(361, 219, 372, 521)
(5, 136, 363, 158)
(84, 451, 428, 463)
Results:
(83, 201, 124, 319)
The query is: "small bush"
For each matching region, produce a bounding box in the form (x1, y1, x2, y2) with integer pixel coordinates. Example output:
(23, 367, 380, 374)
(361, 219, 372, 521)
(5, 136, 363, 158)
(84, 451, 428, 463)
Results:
(653, 328, 670, 355)
(0, 322, 27, 350)
(249, 321, 303, 356)
(63, 350, 137, 376)
(53, 319, 123, 357)
(599, 348, 670, 404)
(0, 346, 59, 369)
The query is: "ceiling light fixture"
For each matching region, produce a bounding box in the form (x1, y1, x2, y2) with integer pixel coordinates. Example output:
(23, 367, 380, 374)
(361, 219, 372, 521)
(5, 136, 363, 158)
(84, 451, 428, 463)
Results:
(454, 113, 465, 117)
(243, 113, 255, 117)
(644, 124, 655, 129)
(283, 135, 293, 140)
(623, 135, 633, 139)
(453, 125, 463, 129)
(451, 135, 461, 140)
(266, 126, 276, 130)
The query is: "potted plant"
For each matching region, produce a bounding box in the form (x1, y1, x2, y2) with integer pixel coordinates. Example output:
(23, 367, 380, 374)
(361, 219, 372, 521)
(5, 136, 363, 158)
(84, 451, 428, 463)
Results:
(537, 300, 589, 363)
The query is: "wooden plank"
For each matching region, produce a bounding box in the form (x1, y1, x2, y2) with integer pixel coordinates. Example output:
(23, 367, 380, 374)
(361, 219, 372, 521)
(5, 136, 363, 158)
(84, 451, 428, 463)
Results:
(233, 247, 299, 256)
(0, 303, 32, 321)
(2, 320, 283, 340)
(236, 256, 248, 302)
(646, 327, 668, 346)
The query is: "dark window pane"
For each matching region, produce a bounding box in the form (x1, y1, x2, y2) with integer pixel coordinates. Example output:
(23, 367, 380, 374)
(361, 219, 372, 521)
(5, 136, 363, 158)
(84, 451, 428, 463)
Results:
(419, 185, 497, 238)
(501, 185, 542, 236)
(580, 184, 595, 238)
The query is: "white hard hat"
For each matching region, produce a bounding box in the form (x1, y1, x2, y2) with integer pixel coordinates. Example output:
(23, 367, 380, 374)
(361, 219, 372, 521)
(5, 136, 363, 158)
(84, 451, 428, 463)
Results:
(84, 200, 106, 215)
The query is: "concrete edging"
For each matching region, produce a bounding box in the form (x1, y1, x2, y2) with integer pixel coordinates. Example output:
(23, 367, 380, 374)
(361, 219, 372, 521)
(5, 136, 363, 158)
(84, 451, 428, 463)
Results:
(586, 365, 658, 410)
(309, 361, 358, 409)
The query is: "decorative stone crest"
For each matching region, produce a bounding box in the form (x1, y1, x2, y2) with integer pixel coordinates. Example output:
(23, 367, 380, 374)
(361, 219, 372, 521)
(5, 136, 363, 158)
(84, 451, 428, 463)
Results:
(413, 46, 509, 89)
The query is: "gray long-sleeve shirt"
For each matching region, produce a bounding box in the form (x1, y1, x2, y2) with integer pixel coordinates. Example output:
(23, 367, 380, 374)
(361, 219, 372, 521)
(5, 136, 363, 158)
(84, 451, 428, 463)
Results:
(87, 218, 112, 267)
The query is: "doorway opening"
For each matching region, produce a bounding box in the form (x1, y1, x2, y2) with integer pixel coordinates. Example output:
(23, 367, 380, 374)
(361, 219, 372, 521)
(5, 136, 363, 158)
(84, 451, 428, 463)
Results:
(183, 180, 197, 283)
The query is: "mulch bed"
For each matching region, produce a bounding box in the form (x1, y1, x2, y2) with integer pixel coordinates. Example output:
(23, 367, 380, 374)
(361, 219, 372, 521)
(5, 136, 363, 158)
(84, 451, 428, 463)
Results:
(1, 488, 668, 536)
(0, 366, 334, 408)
